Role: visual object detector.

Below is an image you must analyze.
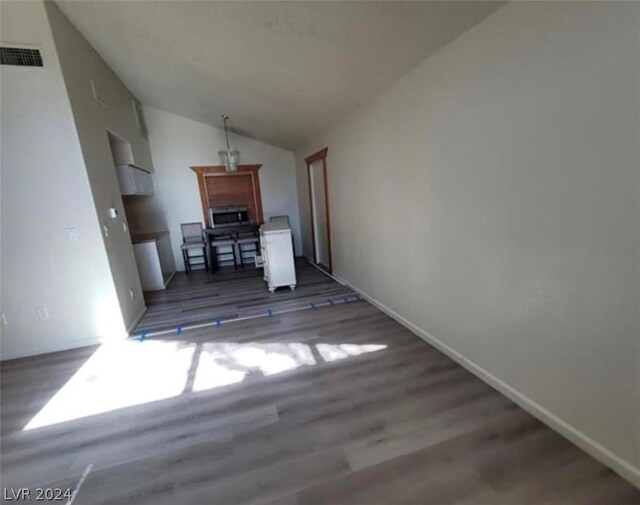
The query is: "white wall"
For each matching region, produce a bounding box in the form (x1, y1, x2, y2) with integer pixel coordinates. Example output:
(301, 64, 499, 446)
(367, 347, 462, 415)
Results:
(0, 0, 125, 359)
(295, 1, 640, 484)
(141, 107, 301, 271)
(44, 1, 155, 330)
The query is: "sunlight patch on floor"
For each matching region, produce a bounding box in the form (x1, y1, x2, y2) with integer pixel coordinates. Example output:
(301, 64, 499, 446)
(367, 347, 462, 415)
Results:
(193, 342, 317, 391)
(317, 343, 388, 362)
(24, 340, 194, 430)
(23, 340, 387, 431)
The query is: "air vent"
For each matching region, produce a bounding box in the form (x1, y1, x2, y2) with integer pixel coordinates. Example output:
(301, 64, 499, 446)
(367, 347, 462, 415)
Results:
(1, 47, 43, 67)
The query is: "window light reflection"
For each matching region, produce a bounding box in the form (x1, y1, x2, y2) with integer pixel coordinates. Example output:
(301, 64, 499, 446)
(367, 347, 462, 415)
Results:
(23, 340, 387, 431)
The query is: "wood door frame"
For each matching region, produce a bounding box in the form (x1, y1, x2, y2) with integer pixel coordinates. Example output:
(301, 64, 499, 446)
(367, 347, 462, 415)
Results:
(190, 164, 263, 226)
(305, 148, 332, 273)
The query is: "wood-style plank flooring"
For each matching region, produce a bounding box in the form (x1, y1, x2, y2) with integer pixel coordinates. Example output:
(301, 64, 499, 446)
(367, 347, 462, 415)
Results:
(134, 259, 355, 334)
(1, 262, 638, 504)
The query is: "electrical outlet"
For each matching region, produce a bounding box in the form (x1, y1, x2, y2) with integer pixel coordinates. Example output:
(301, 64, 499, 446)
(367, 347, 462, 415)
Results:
(129, 289, 135, 300)
(35, 307, 49, 320)
(103, 224, 109, 238)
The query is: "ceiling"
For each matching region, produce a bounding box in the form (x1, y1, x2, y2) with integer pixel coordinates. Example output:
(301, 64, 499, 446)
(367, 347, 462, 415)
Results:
(55, 1, 505, 150)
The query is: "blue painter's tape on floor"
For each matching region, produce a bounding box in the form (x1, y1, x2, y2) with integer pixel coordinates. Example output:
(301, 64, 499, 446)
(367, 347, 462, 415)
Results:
(138, 332, 147, 342)
(343, 296, 351, 303)
(215, 318, 222, 328)
(328, 298, 335, 306)
(176, 325, 183, 336)
(310, 302, 318, 311)
(267, 309, 274, 319)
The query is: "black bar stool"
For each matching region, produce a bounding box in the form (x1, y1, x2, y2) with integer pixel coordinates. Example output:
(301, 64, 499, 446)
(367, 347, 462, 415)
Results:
(180, 222, 208, 273)
(236, 234, 260, 266)
(211, 237, 237, 269)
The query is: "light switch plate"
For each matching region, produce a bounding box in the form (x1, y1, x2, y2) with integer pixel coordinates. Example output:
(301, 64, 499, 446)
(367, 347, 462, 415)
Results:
(65, 227, 79, 242)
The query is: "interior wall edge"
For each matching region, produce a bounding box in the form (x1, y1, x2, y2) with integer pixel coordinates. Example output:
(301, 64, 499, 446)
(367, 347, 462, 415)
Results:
(0, 0, 129, 359)
(43, 0, 149, 332)
(125, 306, 148, 335)
(333, 272, 640, 489)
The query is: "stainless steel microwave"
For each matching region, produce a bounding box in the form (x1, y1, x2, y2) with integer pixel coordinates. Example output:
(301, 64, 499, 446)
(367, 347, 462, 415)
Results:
(209, 206, 250, 228)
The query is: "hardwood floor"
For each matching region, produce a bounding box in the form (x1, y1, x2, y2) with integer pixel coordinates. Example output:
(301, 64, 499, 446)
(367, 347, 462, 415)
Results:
(1, 262, 638, 504)
(134, 259, 355, 335)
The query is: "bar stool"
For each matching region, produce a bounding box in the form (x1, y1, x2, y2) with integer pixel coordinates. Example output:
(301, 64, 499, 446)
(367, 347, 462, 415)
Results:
(180, 222, 208, 273)
(236, 234, 260, 266)
(210, 237, 237, 269)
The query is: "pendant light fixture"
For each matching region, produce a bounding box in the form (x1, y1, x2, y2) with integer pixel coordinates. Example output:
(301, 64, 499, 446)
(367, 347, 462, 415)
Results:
(218, 114, 240, 172)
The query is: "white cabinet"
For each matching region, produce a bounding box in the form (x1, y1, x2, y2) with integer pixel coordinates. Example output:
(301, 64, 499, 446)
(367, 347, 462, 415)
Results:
(117, 164, 154, 196)
(132, 232, 175, 291)
(260, 222, 296, 292)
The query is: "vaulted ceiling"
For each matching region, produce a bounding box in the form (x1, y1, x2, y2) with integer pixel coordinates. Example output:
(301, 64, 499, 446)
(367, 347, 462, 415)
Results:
(56, 1, 504, 150)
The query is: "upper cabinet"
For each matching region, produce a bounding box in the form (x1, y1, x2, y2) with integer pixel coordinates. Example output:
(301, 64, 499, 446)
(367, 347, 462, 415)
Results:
(108, 130, 154, 196)
(116, 164, 154, 196)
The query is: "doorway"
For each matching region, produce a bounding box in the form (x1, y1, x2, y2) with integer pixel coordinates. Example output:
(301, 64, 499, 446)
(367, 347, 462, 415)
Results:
(305, 148, 332, 273)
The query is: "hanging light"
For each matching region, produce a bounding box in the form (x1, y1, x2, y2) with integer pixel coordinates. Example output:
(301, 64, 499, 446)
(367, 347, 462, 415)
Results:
(218, 114, 240, 172)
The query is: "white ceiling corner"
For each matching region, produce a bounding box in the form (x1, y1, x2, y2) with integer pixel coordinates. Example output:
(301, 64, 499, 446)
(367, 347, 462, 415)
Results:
(55, 0, 505, 151)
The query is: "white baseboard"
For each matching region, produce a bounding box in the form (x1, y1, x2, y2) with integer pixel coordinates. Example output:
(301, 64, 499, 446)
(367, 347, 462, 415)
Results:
(1, 308, 147, 361)
(333, 273, 640, 489)
(306, 258, 347, 286)
(0, 336, 103, 362)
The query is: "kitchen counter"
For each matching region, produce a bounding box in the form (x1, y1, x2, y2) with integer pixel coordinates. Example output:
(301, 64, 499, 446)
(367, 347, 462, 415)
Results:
(131, 231, 170, 245)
